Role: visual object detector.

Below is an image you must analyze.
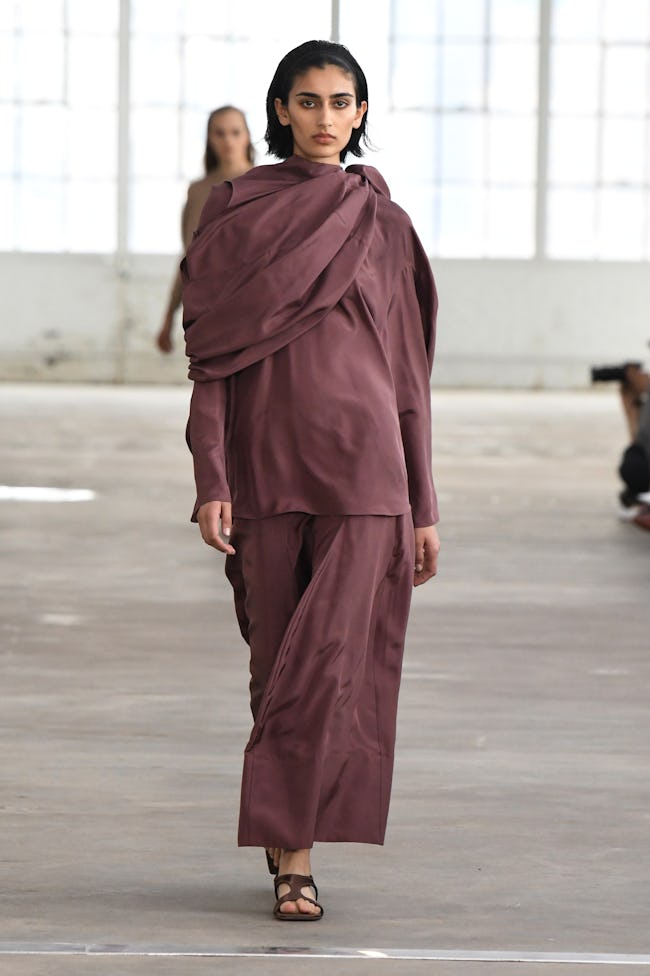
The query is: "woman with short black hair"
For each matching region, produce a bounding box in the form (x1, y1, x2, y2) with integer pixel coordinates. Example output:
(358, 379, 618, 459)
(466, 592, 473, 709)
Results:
(183, 39, 440, 921)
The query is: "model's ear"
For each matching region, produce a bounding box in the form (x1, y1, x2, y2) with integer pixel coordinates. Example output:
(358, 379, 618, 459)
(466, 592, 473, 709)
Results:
(352, 101, 368, 131)
(274, 97, 291, 128)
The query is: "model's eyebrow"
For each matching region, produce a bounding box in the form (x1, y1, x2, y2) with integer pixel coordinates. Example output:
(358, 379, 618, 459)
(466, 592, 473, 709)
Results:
(295, 91, 355, 99)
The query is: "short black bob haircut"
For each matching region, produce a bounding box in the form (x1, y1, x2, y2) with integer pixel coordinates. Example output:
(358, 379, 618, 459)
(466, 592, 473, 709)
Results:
(265, 40, 369, 163)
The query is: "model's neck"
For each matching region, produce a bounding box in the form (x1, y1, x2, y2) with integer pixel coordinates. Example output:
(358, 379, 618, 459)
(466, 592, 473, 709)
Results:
(213, 161, 251, 180)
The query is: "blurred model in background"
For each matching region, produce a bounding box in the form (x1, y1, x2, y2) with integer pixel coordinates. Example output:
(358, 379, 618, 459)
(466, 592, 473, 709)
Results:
(156, 106, 254, 353)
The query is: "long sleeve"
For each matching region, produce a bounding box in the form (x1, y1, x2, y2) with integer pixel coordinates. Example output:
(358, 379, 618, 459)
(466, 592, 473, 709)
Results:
(187, 379, 231, 522)
(387, 239, 439, 528)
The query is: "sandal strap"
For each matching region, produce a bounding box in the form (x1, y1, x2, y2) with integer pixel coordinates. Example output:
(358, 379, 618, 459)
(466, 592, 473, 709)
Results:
(274, 872, 319, 902)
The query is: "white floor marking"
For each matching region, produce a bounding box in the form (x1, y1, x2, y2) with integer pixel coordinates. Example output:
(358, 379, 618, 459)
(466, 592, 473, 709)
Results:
(0, 485, 95, 502)
(0, 945, 649, 964)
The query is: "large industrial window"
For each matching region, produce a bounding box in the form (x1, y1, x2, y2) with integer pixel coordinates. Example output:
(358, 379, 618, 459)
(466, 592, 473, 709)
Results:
(391, 0, 539, 258)
(547, 0, 650, 259)
(128, 0, 331, 252)
(2, 0, 649, 261)
(1, 1, 119, 252)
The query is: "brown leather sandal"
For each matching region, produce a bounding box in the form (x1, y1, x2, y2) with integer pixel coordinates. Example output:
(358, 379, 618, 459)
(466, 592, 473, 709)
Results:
(273, 873, 324, 921)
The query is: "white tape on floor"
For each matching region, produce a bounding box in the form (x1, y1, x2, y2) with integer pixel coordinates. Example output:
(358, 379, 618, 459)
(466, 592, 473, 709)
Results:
(0, 944, 649, 964)
(0, 485, 95, 502)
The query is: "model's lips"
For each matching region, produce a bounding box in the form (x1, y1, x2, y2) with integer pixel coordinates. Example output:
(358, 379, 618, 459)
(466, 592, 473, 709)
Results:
(313, 134, 336, 143)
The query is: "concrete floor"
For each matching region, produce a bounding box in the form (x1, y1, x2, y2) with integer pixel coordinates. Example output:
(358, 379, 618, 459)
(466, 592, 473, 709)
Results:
(1, 383, 649, 976)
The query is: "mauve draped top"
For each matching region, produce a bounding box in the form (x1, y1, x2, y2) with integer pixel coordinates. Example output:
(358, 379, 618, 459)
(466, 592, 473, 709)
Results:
(182, 155, 439, 528)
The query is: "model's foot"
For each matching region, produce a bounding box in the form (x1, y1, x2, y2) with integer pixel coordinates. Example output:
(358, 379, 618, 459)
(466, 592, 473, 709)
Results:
(266, 847, 281, 873)
(275, 848, 321, 917)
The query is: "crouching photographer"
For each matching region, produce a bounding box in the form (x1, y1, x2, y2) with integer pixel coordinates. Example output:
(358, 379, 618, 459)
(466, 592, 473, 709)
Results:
(591, 361, 650, 529)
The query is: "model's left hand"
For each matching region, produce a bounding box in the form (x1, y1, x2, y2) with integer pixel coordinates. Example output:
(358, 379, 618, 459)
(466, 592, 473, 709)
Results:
(414, 525, 439, 586)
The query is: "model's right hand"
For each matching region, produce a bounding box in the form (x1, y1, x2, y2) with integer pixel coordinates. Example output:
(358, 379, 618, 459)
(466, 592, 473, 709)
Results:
(197, 501, 235, 555)
(156, 317, 174, 353)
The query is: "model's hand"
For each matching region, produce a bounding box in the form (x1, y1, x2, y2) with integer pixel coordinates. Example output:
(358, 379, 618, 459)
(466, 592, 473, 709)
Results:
(414, 525, 439, 586)
(197, 501, 235, 555)
(156, 317, 174, 353)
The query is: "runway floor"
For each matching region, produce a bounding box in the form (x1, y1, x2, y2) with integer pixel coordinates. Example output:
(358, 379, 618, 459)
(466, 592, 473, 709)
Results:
(1, 383, 648, 976)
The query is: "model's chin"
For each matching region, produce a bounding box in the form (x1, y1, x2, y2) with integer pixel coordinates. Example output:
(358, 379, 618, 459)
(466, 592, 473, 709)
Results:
(293, 140, 341, 165)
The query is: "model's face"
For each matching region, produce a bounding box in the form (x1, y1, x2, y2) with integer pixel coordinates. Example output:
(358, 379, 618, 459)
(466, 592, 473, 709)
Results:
(208, 110, 250, 165)
(274, 64, 367, 166)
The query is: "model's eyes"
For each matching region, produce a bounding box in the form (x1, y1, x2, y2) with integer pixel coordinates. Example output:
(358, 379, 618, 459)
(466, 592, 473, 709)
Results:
(298, 99, 352, 109)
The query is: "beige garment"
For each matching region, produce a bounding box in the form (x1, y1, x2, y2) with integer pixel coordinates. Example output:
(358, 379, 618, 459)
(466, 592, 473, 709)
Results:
(181, 175, 220, 248)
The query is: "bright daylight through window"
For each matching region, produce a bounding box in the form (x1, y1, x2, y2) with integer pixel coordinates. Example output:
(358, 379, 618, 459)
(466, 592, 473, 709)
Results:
(2, 0, 649, 260)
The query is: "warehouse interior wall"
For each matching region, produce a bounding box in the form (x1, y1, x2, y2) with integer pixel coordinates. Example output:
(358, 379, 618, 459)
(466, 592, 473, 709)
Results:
(4, 0, 650, 389)
(4, 253, 650, 388)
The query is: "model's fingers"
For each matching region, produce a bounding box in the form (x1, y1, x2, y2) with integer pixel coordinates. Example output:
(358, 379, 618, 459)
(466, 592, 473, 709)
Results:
(198, 503, 235, 555)
(414, 536, 440, 586)
(221, 502, 233, 537)
(414, 540, 425, 573)
(425, 537, 439, 577)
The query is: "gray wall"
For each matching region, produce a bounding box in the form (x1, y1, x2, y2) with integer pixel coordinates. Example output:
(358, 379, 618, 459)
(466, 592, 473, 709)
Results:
(3, 253, 650, 387)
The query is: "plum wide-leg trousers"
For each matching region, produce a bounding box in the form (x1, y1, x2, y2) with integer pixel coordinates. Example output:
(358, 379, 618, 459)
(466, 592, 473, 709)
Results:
(224, 512, 415, 849)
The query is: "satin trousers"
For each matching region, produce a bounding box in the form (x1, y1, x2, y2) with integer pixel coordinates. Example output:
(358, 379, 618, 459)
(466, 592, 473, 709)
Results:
(225, 512, 414, 849)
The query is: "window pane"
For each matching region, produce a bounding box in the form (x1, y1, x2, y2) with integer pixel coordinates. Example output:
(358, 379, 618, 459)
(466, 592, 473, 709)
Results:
(603, 47, 647, 116)
(18, 179, 65, 251)
(66, 180, 116, 251)
(393, 0, 440, 38)
(392, 181, 437, 253)
(491, 0, 538, 39)
(602, 119, 645, 184)
(440, 114, 485, 182)
(68, 108, 118, 180)
(547, 188, 596, 257)
(19, 106, 67, 178)
(131, 107, 179, 178)
(181, 0, 235, 35)
(548, 117, 598, 183)
(183, 36, 234, 109)
(487, 117, 536, 182)
(0, 106, 14, 175)
(0, 31, 15, 99)
(438, 185, 485, 256)
(488, 42, 537, 111)
(131, 36, 181, 105)
(440, 0, 485, 39)
(131, 0, 180, 35)
(18, 0, 64, 32)
(392, 40, 438, 109)
(486, 187, 534, 256)
(68, 36, 118, 107)
(603, 0, 649, 42)
(552, 0, 601, 39)
(68, 0, 119, 34)
(550, 44, 599, 114)
(0, 178, 14, 248)
(17, 32, 65, 101)
(229, 0, 330, 39)
(597, 189, 644, 258)
(441, 42, 484, 110)
(180, 109, 209, 178)
(384, 111, 437, 182)
(129, 178, 186, 252)
(0, 4, 16, 30)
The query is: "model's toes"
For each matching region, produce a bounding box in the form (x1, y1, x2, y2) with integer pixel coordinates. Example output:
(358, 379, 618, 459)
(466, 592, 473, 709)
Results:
(279, 897, 319, 916)
(279, 900, 299, 914)
(297, 898, 321, 916)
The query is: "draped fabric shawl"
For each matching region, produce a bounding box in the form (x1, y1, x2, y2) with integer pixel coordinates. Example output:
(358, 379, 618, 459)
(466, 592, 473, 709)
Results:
(182, 158, 379, 382)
